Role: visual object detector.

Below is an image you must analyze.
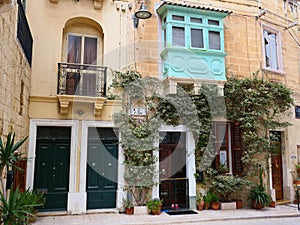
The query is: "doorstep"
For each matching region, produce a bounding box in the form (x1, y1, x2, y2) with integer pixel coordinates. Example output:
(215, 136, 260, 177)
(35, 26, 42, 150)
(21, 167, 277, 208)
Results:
(276, 199, 291, 205)
(37, 208, 119, 217)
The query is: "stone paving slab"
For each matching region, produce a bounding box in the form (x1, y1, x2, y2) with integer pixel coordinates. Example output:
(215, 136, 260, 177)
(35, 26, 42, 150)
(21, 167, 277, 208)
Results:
(32, 204, 300, 225)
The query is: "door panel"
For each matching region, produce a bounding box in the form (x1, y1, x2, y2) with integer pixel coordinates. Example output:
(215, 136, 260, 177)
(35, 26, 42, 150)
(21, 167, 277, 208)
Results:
(86, 140, 118, 209)
(34, 129, 71, 211)
(159, 132, 188, 209)
(271, 131, 283, 200)
(84, 37, 97, 65)
(82, 37, 97, 96)
(271, 152, 283, 199)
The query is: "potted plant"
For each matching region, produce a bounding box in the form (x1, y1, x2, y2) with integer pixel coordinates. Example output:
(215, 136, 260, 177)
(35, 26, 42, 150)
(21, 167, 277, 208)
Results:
(208, 174, 250, 210)
(210, 192, 220, 210)
(196, 192, 204, 211)
(248, 184, 271, 210)
(122, 197, 134, 215)
(146, 198, 163, 215)
(0, 187, 45, 224)
(25, 190, 46, 223)
(203, 192, 212, 209)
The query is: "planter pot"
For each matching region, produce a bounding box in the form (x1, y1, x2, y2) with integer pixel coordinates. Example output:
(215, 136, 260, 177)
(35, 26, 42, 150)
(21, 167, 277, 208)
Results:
(27, 209, 38, 223)
(150, 205, 162, 215)
(251, 199, 257, 209)
(255, 202, 263, 210)
(269, 201, 276, 208)
(297, 168, 300, 174)
(28, 214, 37, 223)
(204, 203, 210, 210)
(134, 206, 148, 215)
(197, 203, 204, 211)
(151, 209, 161, 215)
(236, 200, 243, 209)
(125, 207, 134, 215)
(252, 199, 263, 210)
(220, 202, 236, 210)
(211, 202, 220, 210)
(294, 180, 300, 185)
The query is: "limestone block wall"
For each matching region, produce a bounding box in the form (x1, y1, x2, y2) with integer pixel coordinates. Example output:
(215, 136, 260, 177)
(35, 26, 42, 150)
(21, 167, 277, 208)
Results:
(0, 3, 31, 146)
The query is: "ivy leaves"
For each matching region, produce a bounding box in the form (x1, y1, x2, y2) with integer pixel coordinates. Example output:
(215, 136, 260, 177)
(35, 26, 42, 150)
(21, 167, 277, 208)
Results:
(224, 73, 293, 173)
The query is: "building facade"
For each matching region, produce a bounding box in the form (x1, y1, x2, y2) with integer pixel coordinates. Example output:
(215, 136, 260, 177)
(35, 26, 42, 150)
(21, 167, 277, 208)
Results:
(0, 0, 32, 157)
(22, 0, 300, 214)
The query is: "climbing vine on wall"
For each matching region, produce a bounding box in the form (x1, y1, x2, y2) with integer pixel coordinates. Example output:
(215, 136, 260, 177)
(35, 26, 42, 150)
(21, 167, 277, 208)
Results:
(224, 73, 293, 175)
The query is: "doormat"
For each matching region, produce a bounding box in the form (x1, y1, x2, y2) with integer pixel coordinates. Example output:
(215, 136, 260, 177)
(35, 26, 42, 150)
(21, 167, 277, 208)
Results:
(165, 210, 198, 215)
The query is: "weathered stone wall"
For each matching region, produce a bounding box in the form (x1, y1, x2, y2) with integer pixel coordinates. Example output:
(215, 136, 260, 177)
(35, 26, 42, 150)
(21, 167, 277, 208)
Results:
(0, 3, 31, 145)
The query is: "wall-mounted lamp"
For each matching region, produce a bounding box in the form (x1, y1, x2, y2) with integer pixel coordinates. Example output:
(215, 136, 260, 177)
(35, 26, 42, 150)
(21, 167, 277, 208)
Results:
(133, 1, 152, 28)
(256, 8, 267, 19)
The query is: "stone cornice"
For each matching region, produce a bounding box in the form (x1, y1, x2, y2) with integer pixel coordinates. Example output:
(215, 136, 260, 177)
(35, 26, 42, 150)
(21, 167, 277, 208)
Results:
(49, 0, 103, 10)
(57, 95, 106, 116)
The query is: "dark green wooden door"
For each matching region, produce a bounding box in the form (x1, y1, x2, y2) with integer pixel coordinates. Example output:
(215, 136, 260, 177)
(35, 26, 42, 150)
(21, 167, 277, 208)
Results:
(34, 127, 71, 211)
(87, 128, 118, 209)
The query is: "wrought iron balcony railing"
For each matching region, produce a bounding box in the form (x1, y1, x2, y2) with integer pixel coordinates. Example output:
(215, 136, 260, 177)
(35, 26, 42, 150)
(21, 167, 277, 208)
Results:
(57, 63, 107, 97)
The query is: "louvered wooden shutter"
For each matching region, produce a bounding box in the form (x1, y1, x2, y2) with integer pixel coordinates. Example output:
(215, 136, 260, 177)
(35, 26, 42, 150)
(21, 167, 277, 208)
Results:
(13, 160, 27, 192)
(231, 123, 243, 176)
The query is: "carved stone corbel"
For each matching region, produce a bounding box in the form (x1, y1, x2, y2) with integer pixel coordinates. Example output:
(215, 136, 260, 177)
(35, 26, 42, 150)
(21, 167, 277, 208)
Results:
(94, 97, 106, 117)
(57, 96, 70, 115)
(94, 0, 102, 10)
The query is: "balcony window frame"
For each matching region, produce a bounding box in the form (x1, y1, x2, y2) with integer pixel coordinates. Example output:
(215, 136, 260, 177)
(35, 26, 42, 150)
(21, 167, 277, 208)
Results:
(261, 24, 283, 73)
(64, 33, 100, 66)
(161, 11, 225, 52)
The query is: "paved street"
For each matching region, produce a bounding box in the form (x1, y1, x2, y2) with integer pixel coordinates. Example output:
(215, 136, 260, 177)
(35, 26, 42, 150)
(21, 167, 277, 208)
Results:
(32, 204, 300, 225)
(184, 217, 300, 225)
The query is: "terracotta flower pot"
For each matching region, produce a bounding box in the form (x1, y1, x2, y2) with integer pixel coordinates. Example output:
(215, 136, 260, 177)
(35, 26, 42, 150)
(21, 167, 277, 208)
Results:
(211, 202, 220, 210)
(152, 209, 161, 215)
(236, 200, 243, 209)
(269, 201, 276, 208)
(255, 202, 263, 210)
(293, 180, 300, 185)
(125, 207, 133, 215)
(197, 203, 204, 211)
(204, 203, 210, 210)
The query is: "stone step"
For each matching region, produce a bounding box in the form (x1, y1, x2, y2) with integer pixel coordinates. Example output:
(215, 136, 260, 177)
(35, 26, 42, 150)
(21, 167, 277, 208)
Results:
(276, 199, 291, 205)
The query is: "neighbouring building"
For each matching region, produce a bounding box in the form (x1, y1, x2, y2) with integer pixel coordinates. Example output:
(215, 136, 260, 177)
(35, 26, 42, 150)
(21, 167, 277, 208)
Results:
(0, 0, 32, 190)
(20, 0, 300, 214)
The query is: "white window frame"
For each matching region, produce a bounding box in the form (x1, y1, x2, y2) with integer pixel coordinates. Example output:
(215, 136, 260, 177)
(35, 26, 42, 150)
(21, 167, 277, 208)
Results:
(262, 24, 283, 73)
(64, 32, 100, 65)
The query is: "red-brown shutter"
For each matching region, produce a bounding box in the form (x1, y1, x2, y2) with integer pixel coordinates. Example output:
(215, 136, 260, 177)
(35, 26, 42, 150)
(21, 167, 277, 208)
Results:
(13, 160, 27, 192)
(231, 123, 243, 176)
